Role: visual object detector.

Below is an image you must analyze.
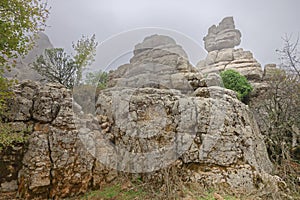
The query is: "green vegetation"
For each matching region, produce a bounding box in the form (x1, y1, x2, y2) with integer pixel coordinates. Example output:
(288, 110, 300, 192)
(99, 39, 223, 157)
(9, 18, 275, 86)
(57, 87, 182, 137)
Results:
(0, 0, 48, 151)
(0, 123, 29, 152)
(32, 35, 98, 89)
(221, 69, 253, 103)
(85, 71, 108, 89)
(73, 34, 98, 85)
(81, 184, 146, 200)
(0, 0, 49, 69)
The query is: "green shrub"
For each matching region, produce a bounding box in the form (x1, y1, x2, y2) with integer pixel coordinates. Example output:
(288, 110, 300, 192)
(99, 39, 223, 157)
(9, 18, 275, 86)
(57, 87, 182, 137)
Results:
(85, 71, 108, 90)
(220, 69, 253, 103)
(0, 123, 28, 152)
(0, 75, 13, 115)
(0, 75, 28, 152)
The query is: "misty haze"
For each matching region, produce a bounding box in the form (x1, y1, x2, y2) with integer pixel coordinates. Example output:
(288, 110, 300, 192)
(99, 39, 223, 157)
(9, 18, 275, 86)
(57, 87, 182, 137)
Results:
(0, 1, 299, 200)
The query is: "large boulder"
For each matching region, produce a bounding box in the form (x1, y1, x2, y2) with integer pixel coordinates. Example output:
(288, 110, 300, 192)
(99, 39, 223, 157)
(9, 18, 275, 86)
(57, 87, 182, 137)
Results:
(204, 17, 241, 52)
(198, 17, 263, 82)
(107, 34, 199, 91)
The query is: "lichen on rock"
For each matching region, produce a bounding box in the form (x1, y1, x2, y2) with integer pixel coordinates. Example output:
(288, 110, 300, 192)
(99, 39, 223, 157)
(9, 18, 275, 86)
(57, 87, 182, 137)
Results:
(0, 30, 286, 199)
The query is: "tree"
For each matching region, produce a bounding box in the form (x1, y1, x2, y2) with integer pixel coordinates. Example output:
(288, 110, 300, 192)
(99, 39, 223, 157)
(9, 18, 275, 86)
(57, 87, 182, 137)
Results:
(251, 37, 300, 195)
(0, 0, 49, 113)
(72, 34, 98, 85)
(85, 71, 108, 89)
(220, 69, 253, 103)
(0, 0, 49, 108)
(32, 35, 98, 88)
(0, 0, 48, 151)
(32, 48, 78, 89)
(0, 0, 49, 69)
(276, 34, 300, 77)
(255, 70, 300, 161)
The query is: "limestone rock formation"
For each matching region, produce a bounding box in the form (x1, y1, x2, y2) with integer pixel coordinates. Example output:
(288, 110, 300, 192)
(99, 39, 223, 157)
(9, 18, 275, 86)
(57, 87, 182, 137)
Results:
(107, 34, 199, 91)
(4, 32, 53, 81)
(95, 35, 279, 195)
(263, 63, 280, 80)
(0, 34, 285, 199)
(198, 17, 263, 82)
(1, 80, 119, 199)
(197, 48, 263, 81)
(204, 17, 241, 52)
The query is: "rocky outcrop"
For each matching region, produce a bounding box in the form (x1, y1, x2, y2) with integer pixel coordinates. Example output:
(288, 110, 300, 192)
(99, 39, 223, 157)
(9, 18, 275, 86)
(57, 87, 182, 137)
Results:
(197, 48, 263, 81)
(89, 35, 280, 196)
(263, 63, 280, 80)
(203, 17, 241, 52)
(1, 81, 120, 199)
(198, 17, 263, 82)
(107, 34, 197, 91)
(4, 32, 53, 81)
(0, 34, 284, 199)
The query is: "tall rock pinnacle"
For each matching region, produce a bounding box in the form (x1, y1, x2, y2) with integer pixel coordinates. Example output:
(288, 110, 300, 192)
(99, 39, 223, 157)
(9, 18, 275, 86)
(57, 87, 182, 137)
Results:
(203, 16, 241, 52)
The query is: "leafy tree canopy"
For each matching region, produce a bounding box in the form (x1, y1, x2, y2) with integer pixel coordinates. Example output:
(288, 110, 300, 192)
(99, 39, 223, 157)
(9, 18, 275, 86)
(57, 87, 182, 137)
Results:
(0, 0, 49, 150)
(32, 34, 98, 88)
(85, 71, 108, 89)
(73, 34, 98, 85)
(32, 48, 77, 89)
(0, 0, 49, 70)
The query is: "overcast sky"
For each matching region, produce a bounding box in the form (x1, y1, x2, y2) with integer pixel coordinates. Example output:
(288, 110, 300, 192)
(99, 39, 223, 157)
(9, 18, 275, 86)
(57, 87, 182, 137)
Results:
(45, 0, 300, 68)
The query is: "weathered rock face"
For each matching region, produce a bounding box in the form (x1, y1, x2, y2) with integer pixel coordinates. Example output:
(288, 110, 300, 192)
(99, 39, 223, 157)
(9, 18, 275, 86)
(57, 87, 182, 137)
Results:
(4, 32, 52, 81)
(204, 17, 241, 52)
(198, 17, 262, 82)
(1, 81, 118, 199)
(107, 34, 197, 90)
(94, 35, 280, 195)
(197, 48, 263, 81)
(0, 34, 284, 199)
(263, 63, 279, 80)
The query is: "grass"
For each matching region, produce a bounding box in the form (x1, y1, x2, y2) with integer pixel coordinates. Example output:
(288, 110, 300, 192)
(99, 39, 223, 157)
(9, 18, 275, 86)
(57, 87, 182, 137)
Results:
(79, 182, 240, 200)
(80, 183, 147, 200)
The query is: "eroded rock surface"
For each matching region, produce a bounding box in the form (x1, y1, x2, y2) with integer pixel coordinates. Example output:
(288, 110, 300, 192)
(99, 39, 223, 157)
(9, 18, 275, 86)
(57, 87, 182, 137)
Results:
(197, 17, 264, 85)
(1, 81, 119, 199)
(93, 35, 279, 195)
(203, 17, 241, 52)
(0, 34, 284, 199)
(197, 48, 263, 81)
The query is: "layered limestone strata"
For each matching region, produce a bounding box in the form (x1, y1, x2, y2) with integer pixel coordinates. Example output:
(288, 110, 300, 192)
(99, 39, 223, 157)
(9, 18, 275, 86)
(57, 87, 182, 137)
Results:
(203, 17, 241, 52)
(0, 34, 285, 199)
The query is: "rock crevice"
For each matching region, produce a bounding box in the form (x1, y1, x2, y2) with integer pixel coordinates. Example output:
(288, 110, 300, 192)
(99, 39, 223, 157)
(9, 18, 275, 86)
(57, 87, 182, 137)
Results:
(0, 25, 285, 199)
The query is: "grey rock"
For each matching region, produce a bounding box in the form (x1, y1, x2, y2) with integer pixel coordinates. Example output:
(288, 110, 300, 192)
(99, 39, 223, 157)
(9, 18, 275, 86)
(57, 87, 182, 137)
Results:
(4, 32, 53, 81)
(204, 17, 241, 52)
(0, 33, 284, 199)
(263, 63, 283, 80)
(197, 48, 262, 81)
(1, 180, 18, 192)
(215, 48, 233, 62)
